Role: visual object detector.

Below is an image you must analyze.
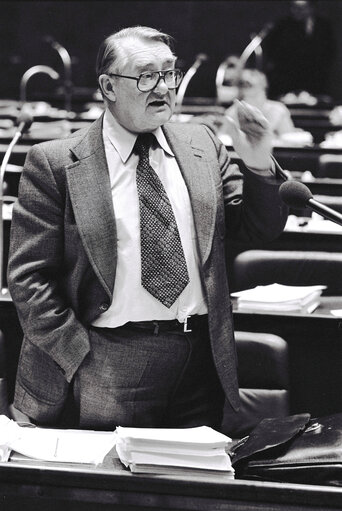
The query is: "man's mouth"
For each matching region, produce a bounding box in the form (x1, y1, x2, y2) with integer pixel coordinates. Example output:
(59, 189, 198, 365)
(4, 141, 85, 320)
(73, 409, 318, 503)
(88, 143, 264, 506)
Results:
(148, 99, 168, 107)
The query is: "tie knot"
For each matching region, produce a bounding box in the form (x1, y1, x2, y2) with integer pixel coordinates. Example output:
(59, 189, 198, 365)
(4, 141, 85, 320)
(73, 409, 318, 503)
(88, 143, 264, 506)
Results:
(134, 133, 155, 159)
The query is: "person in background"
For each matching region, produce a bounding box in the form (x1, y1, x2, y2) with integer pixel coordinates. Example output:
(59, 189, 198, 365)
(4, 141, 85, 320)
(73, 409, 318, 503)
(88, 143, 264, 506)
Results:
(7, 26, 288, 431)
(216, 55, 240, 105)
(225, 69, 295, 138)
(263, 0, 336, 99)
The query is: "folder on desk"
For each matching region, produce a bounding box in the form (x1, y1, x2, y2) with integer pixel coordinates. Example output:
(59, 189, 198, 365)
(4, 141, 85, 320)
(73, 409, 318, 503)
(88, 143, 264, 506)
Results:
(115, 425, 235, 477)
(231, 283, 327, 313)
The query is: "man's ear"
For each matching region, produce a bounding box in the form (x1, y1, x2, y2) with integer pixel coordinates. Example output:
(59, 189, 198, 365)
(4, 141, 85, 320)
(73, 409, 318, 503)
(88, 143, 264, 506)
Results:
(98, 74, 116, 102)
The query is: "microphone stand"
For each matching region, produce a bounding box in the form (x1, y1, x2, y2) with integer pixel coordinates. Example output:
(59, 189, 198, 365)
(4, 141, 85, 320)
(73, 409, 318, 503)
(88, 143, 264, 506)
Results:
(308, 199, 342, 227)
(19, 65, 60, 106)
(239, 33, 264, 69)
(44, 36, 73, 115)
(0, 125, 30, 299)
(239, 23, 273, 69)
(175, 54, 208, 111)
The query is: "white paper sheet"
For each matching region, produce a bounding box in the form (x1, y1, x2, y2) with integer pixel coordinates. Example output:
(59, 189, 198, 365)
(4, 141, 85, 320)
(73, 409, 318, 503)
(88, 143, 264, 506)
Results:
(0, 415, 116, 464)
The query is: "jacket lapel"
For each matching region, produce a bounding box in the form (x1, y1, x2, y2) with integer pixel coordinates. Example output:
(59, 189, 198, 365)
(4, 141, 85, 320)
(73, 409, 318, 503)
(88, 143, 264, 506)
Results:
(163, 124, 217, 266)
(65, 115, 116, 298)
(64, 118, 216, 296)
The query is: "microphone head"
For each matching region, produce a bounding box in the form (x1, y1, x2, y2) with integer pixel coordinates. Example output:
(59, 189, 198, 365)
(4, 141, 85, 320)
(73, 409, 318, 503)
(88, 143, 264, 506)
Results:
(259, 22, 274, 38)
(279, 180, 313, 209)
(196, 53, 208, 63)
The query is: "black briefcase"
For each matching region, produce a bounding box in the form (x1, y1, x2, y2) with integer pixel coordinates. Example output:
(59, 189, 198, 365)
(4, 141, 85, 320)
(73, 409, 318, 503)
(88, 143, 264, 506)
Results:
(229, 413, 342, 486)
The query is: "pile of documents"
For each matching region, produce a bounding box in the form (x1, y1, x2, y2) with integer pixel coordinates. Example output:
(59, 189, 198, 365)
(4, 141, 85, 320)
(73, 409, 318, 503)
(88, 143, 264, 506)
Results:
(0, 415, 117, 464)
(231, 283, 327, 313)
(115, 425, 234, 477)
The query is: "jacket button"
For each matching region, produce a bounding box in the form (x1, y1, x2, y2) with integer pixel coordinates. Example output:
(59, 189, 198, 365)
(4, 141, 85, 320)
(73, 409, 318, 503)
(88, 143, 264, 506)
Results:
(99, 303, 109, 312)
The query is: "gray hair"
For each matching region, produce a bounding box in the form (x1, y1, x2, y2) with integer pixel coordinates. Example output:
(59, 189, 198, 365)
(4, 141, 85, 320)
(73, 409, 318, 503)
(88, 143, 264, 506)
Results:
(96, 26, 175, 79)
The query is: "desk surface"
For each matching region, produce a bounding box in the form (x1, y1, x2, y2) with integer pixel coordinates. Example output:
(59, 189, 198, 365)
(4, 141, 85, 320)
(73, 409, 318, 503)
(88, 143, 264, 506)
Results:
(233, 296, 342, 319)
(2, 449, 342, 510)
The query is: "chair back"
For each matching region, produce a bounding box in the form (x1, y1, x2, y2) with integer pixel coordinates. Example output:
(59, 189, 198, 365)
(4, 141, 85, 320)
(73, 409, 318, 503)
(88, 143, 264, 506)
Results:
(318, 154, 342, 178)
(232, 250, 342, 295)
(222, 331, 289, 438)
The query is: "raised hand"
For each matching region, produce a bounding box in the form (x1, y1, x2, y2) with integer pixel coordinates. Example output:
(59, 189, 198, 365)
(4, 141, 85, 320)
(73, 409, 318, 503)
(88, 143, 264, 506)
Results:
(225, 99, 273, 171)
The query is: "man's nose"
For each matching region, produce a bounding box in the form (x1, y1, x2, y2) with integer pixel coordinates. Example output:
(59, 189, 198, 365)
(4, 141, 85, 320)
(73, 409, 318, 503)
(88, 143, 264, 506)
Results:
(154, 77, 169, 94)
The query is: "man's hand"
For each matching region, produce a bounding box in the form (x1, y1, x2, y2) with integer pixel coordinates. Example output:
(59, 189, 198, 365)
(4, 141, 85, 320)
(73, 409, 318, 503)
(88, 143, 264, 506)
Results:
(225, 100, 273, 171)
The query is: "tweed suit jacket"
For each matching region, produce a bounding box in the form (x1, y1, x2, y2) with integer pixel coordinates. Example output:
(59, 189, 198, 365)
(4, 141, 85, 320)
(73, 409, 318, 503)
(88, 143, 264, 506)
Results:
(7, 114, 288, 424)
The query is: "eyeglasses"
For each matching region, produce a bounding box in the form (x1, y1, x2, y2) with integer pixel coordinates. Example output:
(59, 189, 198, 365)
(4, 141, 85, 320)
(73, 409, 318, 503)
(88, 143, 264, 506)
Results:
(108, 69, 183, 92)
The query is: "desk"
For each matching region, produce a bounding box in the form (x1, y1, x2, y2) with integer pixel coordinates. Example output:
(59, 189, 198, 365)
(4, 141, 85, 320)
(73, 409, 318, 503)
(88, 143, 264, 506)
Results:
(229, 144, 342, 175)
(269, 228, 342, 252)
(0, 143, 32, 167)
(295, 177, 342, 196)
(2, 450, 342, 510)
(292, 120, 341, 144)
(233, 297, 342, 417)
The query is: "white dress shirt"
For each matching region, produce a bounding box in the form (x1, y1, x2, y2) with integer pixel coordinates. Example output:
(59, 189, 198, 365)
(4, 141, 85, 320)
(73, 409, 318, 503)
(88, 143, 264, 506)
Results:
(91, 109, 208, 328)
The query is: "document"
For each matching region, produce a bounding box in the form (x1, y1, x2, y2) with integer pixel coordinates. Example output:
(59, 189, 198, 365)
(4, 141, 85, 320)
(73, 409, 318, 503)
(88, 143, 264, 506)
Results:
(0, 415, 116, 465)
(231, 283, 326, 313)
(115, 425, 234, 476)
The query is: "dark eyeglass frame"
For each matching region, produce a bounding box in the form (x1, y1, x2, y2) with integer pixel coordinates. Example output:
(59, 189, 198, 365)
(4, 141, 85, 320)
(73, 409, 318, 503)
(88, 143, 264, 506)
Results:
(107, 69, 183, 92)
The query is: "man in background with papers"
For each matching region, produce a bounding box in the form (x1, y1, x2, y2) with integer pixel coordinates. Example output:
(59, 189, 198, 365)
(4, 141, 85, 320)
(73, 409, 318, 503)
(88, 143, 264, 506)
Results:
(7, 26, 287, 430)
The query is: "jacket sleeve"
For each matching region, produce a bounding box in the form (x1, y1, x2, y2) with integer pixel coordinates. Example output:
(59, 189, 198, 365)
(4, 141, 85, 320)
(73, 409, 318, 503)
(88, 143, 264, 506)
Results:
(204, 126, 288, 243)
(7, 144, 90, 383)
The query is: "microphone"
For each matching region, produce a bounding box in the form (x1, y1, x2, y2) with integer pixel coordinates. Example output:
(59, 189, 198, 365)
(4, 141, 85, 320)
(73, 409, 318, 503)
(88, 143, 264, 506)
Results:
(43, 35, 73, 113)
(175, 53, 209, 108)
(0, 110, 33, 295)
(15, 111, 33, 136)
(193, 53, 208, 70)
(257, 22, 274, 40)
(239, 22, 274, 68)
(279, 180, 342, 226)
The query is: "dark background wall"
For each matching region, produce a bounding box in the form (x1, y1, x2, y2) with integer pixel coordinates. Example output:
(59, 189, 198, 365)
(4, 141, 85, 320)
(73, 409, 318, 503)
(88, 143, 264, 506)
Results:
(1, 0, 342, 101)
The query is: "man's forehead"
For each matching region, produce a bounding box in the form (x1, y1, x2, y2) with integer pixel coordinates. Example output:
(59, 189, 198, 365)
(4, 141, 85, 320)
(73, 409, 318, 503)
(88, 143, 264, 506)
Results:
(117, 39, 176, 71)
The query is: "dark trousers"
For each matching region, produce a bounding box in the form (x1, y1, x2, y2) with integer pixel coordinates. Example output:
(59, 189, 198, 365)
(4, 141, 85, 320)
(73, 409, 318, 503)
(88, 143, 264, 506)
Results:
(60, 318, 225, 430)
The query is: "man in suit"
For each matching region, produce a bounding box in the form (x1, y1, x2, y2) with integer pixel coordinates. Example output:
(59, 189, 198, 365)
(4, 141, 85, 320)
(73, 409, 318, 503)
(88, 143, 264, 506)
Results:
(7, 26, 288, 430)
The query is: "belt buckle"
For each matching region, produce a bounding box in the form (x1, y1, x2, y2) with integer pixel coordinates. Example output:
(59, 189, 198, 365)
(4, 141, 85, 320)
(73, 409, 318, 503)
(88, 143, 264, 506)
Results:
(183, 315, 192, 333)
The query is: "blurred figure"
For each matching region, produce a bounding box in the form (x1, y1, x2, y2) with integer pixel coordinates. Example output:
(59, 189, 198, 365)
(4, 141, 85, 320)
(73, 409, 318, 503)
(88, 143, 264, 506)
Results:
(263, 0, 336, 99)
(225, 69, 295, 137)
(216, 55, 240, 105)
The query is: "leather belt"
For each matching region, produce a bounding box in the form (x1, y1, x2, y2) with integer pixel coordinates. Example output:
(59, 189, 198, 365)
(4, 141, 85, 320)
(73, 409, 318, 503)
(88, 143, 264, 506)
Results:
(125, 315, 208, 335)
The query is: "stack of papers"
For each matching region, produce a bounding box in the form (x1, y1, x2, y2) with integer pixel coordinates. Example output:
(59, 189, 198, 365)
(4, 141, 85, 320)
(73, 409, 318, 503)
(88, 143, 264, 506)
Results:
(115, 425, 234, 477)
(231, 283, 327, 313)
(0, 415, 116, 464)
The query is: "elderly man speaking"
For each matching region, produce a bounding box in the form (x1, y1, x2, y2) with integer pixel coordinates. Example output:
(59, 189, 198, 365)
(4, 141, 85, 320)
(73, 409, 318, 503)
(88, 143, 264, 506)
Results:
(7, 26, 287, 430)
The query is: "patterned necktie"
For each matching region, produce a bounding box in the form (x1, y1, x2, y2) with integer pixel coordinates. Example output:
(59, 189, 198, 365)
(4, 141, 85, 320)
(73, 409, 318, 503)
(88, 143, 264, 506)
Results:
(135, 133, 189, 308)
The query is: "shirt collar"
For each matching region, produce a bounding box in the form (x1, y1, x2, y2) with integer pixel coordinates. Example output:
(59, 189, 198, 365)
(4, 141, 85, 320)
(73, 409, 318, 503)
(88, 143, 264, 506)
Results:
(103, 108, 174, 163)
